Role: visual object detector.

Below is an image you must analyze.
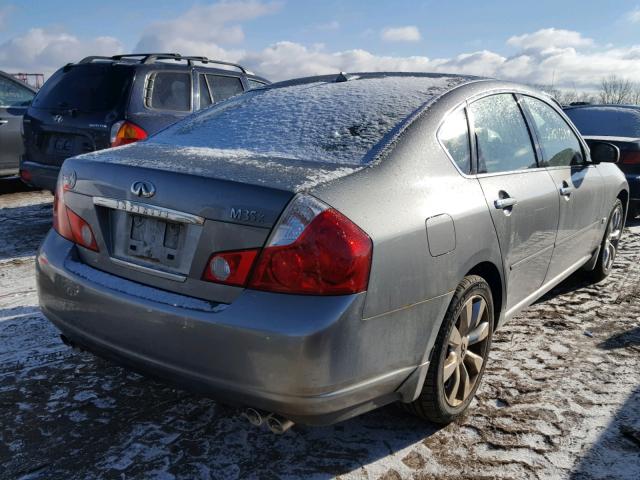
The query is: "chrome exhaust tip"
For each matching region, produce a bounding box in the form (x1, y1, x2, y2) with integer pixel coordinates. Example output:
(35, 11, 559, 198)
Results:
(242, 408, 264, 427)
(266, 414, 294, 434)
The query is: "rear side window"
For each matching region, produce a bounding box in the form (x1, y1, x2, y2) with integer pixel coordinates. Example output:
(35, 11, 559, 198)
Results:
(439, 109, 471, 173)
(206, 75, 243, 102)
(248, 79, 267, 90)
(148, 72, 191, 112)
(523, 96, 583, 167)
(32, 65, 132, 112)
(199, 74, 212, 109)
(469, 94, 537, 174)
(0, 76, 34, 107)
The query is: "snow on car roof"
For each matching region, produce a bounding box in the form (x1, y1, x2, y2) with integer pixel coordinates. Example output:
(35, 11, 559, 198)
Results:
(149, 73, 479, 166)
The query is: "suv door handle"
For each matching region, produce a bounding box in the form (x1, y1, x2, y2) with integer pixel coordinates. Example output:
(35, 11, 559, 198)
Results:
(494, 197, 517, 209)
(0, 119, 8, 126)
(560, 186, 573, 197)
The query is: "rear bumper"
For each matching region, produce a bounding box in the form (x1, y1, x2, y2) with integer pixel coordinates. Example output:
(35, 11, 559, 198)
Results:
(626, 173, 640, 202)
(20, 160, 59, 191)
(36, 230, 430, 425)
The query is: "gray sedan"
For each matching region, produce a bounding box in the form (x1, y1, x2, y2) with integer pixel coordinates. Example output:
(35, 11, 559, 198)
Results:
(36, 73, 628, 432)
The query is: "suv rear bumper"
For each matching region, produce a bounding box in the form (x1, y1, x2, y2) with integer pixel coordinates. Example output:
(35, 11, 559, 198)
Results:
(20, 160, 60, 191)
(36, 230, 428, 425)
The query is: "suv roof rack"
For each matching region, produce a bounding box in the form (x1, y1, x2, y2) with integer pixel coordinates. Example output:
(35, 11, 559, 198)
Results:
(78, 53, 250, 73)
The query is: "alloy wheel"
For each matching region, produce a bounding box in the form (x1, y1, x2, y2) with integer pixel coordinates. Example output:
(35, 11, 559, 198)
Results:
(603, 204, 623, 272)
(442, 295, 491, 407)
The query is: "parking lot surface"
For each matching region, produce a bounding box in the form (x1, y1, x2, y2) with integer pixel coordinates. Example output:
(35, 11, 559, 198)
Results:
(1, 186, 639, 480)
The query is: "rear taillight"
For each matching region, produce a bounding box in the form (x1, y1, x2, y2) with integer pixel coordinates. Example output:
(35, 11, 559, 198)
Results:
(248, 195, 372, 295)
(110, 120, 147, 147)
(202, 249, 260, 287)
(621, 151, 640, 165)
(53, 181, 99, 252)
(20, 169, 31, 183)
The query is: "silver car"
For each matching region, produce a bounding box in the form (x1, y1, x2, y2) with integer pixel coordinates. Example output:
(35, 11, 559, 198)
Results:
(37, 73, 628, 432)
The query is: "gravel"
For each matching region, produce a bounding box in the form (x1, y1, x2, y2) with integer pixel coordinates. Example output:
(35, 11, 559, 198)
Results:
(1, 187, 639, 480)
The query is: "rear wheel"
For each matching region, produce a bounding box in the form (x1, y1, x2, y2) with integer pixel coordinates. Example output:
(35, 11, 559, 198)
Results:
(587, 199, 624, 282)
(405, 275, 494, 424)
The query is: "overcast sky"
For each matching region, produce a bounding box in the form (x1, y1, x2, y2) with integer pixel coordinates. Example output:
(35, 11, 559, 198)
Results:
(1, 0, 639, 89)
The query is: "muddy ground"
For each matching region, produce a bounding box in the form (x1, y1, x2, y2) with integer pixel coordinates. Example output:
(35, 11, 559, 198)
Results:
(0, 183, 639, 480)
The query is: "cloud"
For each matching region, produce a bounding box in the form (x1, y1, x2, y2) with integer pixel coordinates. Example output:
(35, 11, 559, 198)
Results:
(627, 7, 640, 23)
(135, 0, 280, 56)
(507, 28, 593, 51)
(241, 29, 640, 89)
(381, 26, 421, 43)
(313, 20, 340, 31)
(0, 4, 14, 31)
(0, 28, 123, 75)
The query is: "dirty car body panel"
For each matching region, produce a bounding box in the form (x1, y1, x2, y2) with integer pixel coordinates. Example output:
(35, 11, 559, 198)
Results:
(36, 74, 629, 425)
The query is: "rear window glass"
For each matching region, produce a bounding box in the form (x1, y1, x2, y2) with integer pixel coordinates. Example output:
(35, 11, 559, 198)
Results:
(148, 72, 191, 111)
(151, 75, 472, 166)
(439, 108, 471, 173)
(32, 64, 132, 112)
(564, 107, 640, 138)
(206, 75, 243, 102)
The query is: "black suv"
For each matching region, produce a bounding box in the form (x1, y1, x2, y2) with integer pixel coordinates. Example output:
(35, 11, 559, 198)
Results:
(21, 53, 270, 191)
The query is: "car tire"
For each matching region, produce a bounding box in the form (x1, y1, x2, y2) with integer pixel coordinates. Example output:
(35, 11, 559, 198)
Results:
(587, 199, 624, 283)
(404, 275, 494, 424)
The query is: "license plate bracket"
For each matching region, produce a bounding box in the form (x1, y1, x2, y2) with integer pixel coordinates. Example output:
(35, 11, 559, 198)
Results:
(127, 214, 183, 266)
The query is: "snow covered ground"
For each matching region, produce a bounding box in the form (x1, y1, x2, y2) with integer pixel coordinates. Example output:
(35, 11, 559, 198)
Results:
(0, 186, 639, 480)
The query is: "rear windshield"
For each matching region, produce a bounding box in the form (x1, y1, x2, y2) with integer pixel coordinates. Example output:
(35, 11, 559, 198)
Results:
(150, 75, 470, 165)
(32, 64, 132, 112)
(565, 107, 640, 138)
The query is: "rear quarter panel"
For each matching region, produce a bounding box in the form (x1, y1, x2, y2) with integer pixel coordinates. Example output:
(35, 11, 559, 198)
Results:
(311, 83, 504, 364)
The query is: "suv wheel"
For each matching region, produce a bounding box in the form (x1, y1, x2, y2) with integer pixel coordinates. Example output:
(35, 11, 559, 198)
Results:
(404, 275, 494, 424)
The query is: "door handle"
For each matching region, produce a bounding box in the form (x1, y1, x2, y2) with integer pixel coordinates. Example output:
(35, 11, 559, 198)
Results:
(560, 186, 573, 197)
(0, 119, 8, 126)
(494, 197, 517, 209)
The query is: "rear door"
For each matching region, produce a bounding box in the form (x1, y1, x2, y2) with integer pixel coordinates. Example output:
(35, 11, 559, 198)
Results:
(0, 75, 35, 175)
(521, 96, 605, 279)
(470, 93, 560, 312)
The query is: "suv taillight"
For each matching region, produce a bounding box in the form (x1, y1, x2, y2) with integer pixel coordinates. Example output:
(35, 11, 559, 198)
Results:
(110, 120, 148, 147)
(53, 180, 99, 252)
(621, 151, 640, 165)
(249, 195, 372, 295)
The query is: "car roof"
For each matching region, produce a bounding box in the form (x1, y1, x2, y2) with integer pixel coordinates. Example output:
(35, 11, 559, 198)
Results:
(0, 70, 37, 93)
(266, 71, 485, 91)
(564, 104, 640, 111)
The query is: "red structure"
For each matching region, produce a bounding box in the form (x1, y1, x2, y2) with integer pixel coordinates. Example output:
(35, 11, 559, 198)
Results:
(12, 73, 45, 89)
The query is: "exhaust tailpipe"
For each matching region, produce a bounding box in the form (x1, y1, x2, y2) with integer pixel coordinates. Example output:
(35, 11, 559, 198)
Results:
(266, 414, 294, 434)
(242, 408, 265, 427)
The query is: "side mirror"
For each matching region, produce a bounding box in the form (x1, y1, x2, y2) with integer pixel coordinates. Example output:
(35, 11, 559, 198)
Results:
(589, 141, 620, 164)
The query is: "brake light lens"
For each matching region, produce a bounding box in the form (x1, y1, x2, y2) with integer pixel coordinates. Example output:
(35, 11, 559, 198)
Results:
(53, 181, 99, 251)
(621, 151, 640, 165)
(248, 195, 372, 295)
(110, 120, 148, 147)
(202, 249, 259, 287)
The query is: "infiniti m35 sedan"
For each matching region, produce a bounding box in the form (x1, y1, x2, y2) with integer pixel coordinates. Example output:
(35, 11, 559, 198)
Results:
(36, 73, 628, 430)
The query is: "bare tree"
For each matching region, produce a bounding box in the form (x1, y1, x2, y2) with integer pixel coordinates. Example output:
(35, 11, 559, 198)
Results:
(599, 75, 633, 104)
(631, 83, 640, 105)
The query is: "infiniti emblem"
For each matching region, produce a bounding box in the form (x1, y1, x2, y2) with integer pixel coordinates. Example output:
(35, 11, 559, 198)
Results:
(131, 181, 156, 198)
(53, 114, 63, 124)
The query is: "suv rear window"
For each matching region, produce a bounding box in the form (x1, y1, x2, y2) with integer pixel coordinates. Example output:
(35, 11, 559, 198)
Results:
(564, 107, 640, 138)
(147, 72, 192, 112)
(32, 64, 132, 112)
